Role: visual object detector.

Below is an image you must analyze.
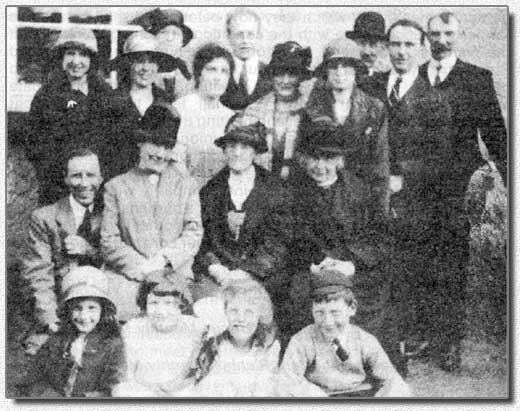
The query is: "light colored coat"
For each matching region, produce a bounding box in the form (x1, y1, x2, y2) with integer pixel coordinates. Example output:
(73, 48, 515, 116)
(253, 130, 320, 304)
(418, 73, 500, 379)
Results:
(101, 166, 202, 320)
(21, 197, 102, 328)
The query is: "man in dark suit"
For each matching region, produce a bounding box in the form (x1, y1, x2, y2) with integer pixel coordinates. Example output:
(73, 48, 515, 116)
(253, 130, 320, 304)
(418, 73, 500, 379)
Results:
(421, 11, 507, 182)
(21, 148, 103, 354)
(418, 11, 508, 370)
(373, 19, 457, 373)
(220, 7, 272, 111)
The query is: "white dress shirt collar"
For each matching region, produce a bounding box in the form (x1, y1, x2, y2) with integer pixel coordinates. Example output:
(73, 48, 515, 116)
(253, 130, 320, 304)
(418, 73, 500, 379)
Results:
(387, 66, 419, 99)
(427, 53, 457, 85)
(69, 194, 93, 231)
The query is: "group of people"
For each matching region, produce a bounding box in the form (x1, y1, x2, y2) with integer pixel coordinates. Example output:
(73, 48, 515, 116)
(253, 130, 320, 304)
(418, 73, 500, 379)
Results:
(18, 7, 507, 398)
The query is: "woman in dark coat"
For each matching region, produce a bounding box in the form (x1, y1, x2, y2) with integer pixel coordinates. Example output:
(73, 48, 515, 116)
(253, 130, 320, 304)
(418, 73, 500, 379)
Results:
(27, 27, 114, 205)
(286, 119, 403, 374)
(104, 31, 184, 180)
(193, 121, 293, 333)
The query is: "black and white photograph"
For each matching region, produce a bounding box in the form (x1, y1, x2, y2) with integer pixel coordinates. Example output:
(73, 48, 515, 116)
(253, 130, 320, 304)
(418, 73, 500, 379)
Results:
(4, 4, 509, 400)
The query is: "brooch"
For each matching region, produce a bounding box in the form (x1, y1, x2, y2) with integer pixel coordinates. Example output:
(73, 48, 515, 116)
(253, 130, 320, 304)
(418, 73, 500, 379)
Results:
(67, 100, 78, 109)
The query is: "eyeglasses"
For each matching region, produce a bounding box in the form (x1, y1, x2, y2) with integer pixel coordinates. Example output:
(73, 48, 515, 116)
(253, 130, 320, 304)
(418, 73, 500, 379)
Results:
(147, 154, 172, 163)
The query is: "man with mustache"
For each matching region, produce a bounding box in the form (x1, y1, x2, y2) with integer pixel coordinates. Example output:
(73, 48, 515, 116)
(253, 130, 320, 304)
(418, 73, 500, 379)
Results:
(21, 148, 104, 355)
(418, 11, 508, 371)
(220, 7, 272, 111)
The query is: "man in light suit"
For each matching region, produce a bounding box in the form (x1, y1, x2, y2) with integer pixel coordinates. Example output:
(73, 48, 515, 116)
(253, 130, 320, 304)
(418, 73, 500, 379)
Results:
(220, 7, 272, 111)
(22, 148, 103, 354)
(418, 11, 508, 371)
(101, 105, 203, 321)
(371, 19, 455, 375)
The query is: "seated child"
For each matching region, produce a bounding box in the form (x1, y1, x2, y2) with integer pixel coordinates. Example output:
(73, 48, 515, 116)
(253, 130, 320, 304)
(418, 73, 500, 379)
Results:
(112, 276, 207, 397)
(23, 266, 125, 397)
(182, 280, 281, 397)
(280, 268, 411, 397)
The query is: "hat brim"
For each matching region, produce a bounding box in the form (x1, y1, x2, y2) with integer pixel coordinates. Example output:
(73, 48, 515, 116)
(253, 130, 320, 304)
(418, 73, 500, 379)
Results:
(314, 57, 365, 79)
(149, 22, 193, 47)
(264, 63, 313, 80)
(214, 134, 268, 154)
(135, 129, 177, 148)
(345, 31, 388, 42)
(62, 284, 111, 303)
(301, 146, 346, 158)
(109, 51, 182, 73)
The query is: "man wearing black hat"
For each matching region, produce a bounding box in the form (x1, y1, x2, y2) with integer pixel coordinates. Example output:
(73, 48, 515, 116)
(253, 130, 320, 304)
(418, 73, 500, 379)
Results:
(101, 105, 203, 322)
(220, 7, 272, 111)
(131, 8, 194, 102)
(281, 267, 410, 397)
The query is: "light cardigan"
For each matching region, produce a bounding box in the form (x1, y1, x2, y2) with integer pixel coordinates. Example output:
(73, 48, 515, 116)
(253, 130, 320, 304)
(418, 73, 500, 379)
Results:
(114, 316, 206, 397)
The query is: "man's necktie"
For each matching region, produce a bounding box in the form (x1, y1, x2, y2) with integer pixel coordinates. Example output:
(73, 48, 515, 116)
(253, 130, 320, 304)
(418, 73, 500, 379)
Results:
(238, 62, 249, 96)
(433, 63, 442, 87)
(388, 76, 402, 107)
(77, 208, 92, 240)
(332, 338, 349, 362)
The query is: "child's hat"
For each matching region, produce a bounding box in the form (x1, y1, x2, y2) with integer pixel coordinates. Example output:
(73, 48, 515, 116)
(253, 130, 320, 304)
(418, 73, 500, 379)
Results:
(61, 266, 112, 304)
(311, 267, 354, 298)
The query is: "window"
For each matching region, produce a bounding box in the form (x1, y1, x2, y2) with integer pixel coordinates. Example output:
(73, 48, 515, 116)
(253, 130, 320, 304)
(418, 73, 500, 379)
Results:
(7, 6, 150, 112)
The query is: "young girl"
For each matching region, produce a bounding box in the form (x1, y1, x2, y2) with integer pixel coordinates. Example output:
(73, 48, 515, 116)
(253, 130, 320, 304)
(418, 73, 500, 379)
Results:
(113, 275, 207, 397)
(183, 280, 281, 397)
(24, 266, 124, 397)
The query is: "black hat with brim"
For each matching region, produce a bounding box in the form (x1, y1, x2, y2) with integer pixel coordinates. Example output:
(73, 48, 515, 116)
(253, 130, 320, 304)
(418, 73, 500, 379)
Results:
(131, 8, 194, 47)
(134, 105, 180, 148)
(345, 11, 388, 42)
(109, 51, 186, 74)
(311, 268, 354, 298)
(264, 42, 313, 80)
(298, 114, 351, 158)
(215, 121, 268, 154)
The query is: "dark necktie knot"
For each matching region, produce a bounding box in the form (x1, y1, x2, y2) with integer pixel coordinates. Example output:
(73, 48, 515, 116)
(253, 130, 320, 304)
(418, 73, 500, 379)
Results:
(332, 338, 349, 361)
(389, 76, 402, 107)
(77, 207, 92, 238)
(238, 63, 249, 96)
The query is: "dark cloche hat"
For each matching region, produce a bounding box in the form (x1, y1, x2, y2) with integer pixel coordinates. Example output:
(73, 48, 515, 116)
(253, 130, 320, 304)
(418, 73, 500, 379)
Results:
(345, 11, 387, 42)
(298, 113, 351, 158)
(131, 8, 194, 47)
(311, 267, 354, 298)
(215, 121, 268, 154)
(134, 105, 180, 148)
(265, 41, 313, 80)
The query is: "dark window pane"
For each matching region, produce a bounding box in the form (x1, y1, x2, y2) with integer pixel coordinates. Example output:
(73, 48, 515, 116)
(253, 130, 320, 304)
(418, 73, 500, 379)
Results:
(93, 30, 111, 77)
(17, 28, 60, 83)
(117, 30, 137, 55)
(69, 13, 111, 24)
(18, 6, 61, 23)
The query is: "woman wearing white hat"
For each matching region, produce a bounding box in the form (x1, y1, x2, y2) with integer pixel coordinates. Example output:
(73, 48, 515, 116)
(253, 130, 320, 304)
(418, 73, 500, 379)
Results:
(104, 31, 185, 180)
(27, 27, 114, 205)
(22, 266, 124, 397)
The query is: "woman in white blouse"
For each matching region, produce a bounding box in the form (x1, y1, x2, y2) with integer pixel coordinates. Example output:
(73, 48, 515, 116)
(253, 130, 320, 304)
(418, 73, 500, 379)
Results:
(173, 43, 235, 187)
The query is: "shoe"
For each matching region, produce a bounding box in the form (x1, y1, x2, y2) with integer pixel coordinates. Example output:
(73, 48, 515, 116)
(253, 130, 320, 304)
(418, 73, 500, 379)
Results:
(439, 343, 461, 372)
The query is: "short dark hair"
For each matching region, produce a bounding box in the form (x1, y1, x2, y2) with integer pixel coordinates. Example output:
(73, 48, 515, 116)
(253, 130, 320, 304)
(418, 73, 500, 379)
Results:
(312, 288, 357, 308)
(136, 281, 192, 314)
(427, 11, 460, 31)
(58, 296, 120, 339)
(387, 18, 426, 44)
(225, 7, 261, 36)
(63, 147, 100, 177)
(116, 52, 161, 90)
(192, 43, 234, 89)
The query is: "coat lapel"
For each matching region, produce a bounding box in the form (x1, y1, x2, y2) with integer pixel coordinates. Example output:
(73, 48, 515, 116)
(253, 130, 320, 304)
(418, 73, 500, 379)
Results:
(55, 197, 77, 236)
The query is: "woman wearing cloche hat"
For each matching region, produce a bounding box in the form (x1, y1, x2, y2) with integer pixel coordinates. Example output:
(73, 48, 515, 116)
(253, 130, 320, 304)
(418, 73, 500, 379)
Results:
(27, 26, 115, 205)
(103, 31, 183, 180)
(241, 41, 314, 180)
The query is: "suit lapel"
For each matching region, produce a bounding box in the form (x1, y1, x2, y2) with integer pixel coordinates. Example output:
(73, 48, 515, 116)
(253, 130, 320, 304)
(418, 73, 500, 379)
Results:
(55, 197, 77, 236)
(238, 167, 267, 242)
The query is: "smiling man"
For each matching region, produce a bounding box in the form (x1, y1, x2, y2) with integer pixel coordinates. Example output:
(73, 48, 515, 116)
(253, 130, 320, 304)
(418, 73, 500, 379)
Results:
(220, 7, 272, 110)
(22, 148, 104, 354)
